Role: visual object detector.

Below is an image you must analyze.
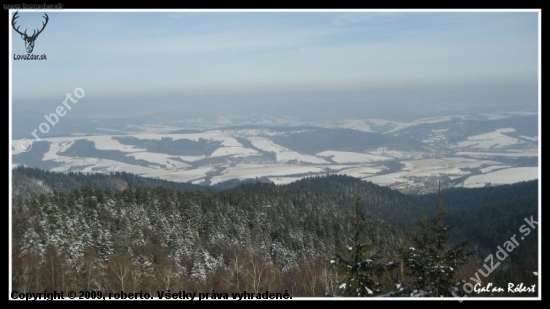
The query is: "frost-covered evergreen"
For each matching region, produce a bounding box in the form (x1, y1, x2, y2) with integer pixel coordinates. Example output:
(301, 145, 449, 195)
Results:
(11, 169, 537, 296)
(332, 196, 395, 297)
(400, 188, 473, 297)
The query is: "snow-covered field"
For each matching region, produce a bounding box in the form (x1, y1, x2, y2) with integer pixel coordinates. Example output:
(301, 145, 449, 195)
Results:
(386, 115, 459, 133)
(210, 164, 325, 185)
(463, 167, 539, 188)
(126, 152, 191, 169)
(51, 158, 160, 175)
(88, 135, 146, 152)
(456, 150, 538, 158)
(320, 119, 373, 132)
(43, 141, 75, 161)
(479, 165, 511, 173)
(335, 166, 386, 179)
(457, 128, 524, 150)
(317, 151, 390, 164)
(248, 137, 328, 164)
(11, 113, 539, 192)
(401, 158, 490, 177)
(210, 146, 259, 158)
(369, 148, 422, 160)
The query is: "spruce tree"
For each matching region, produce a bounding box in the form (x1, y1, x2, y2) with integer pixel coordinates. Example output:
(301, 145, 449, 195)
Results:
(331, 195, 391, 297)
(401, 183, 473, 297)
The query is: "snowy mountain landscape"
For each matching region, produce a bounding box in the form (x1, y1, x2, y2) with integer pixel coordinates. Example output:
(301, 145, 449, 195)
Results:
(10, 9, 539, 299)
(12, 111, 538, 193)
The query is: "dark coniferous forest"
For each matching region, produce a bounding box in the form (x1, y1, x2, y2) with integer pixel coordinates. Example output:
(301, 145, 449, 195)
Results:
(11, 167, 538, 298)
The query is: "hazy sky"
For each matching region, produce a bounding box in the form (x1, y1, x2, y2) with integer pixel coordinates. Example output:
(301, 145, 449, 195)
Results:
(11, 10, 539, 119)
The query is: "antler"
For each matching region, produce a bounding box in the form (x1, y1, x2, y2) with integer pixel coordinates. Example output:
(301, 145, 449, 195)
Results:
(29, 13, 49, 39)
(12, 11, 49, 39)
(11, 11, 27, 37)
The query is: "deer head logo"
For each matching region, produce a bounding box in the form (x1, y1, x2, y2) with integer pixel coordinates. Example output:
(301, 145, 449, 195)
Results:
(12, 11, 49, 54)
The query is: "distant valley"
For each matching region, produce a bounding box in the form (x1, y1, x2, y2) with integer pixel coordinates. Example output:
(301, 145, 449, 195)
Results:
(12, 111, 538, 193)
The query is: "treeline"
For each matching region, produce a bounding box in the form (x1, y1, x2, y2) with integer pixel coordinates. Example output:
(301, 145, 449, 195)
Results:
(11, 168, 538, 297)
(12, 166, 206, 201)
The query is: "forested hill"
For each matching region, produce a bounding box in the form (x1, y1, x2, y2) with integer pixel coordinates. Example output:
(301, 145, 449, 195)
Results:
(423, 181, 539, 252)
(11, 167, 538, 296)
(12, 166, 207, 201)
(12, 166, 425, 225)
